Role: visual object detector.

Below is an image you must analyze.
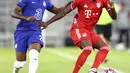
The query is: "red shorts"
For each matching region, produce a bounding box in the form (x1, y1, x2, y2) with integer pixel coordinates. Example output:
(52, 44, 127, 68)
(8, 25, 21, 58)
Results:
(70, 27, 102, 48)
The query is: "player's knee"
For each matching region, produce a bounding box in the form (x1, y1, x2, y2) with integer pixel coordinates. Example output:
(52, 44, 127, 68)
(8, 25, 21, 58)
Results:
(14, 61, 26, 69)
(100, 46, 110, 51)
(83, 46, 93, 51)
(29, 49, 39, 62)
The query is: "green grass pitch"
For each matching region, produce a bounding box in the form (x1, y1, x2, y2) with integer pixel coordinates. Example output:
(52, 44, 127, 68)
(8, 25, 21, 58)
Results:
(0, 47, 130, 73)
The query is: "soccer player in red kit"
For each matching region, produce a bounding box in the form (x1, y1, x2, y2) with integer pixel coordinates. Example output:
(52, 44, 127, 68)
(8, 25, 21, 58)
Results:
(37, 0, 117, 73)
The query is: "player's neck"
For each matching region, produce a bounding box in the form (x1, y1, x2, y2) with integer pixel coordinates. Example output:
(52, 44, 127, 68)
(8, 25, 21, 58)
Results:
(91, 0, 96, 2)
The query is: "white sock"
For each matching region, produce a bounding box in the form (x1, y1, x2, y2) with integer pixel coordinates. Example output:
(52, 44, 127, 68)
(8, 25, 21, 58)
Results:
(13, 61, 26, 73)
(29, 49, 39, 73)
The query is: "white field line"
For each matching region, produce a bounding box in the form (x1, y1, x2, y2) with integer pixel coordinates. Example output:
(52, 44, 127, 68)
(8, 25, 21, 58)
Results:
(45, 49, 124, 73)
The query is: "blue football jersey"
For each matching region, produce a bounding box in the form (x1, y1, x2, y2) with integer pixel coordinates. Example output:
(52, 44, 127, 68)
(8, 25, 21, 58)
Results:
(16, 0, 53, 31)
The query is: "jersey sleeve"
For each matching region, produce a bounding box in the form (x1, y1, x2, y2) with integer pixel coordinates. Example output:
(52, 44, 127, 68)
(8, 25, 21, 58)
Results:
(46, 0, 54, 10)
(103, 0, 111, 11)
(17, 0, 28, 8)
(71, 1, 78, 10)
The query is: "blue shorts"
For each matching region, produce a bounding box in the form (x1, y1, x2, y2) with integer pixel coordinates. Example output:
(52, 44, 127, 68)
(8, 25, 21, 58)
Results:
(14, 30, 44, 52)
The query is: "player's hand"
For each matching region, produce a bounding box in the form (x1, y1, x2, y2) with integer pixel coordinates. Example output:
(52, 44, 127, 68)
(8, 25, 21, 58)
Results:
(37, 22, 48, 30)
(26, 16, 36, 21)
(107, 0, 115, 9)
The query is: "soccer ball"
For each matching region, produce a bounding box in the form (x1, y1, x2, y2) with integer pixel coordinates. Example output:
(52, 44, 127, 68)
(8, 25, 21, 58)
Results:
(104, 68, 117, 73)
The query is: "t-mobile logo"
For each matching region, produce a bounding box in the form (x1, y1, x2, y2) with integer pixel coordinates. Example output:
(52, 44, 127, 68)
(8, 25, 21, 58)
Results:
(84, 10, 92, 18)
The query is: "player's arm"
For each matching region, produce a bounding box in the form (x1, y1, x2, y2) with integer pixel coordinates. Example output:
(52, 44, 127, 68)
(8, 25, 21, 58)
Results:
(37, 1, 74, 29)
(11, 6, 36, 21)
(48, 1, 74, 14)
(47, 4, 73, 24)
(11, 0, 36, 21)
(107, 0, 117, 20)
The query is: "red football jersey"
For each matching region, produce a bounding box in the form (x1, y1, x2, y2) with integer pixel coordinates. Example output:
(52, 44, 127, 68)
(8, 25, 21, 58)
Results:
(71, 0, 111, 29)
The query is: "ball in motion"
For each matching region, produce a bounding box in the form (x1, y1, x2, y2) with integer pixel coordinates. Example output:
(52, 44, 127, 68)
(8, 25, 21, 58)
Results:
(104, 68, 117, 73)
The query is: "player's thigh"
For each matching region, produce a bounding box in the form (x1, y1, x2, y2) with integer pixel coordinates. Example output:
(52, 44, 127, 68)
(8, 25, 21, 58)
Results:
(16, 52, 26, 61)
(91, 32, 108, 50)
(29, 43, 42, 52)
(94, 39, 108, 50)
(80, 39, 92, 49)
(14, 38, 28, 61)
(70, 28, 92, 49)
(28, 32, 43, 52)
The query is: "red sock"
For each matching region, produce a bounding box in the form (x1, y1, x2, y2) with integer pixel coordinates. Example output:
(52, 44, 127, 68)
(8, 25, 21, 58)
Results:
(92, 46, 110, 68)
(72, 46, 92, 73)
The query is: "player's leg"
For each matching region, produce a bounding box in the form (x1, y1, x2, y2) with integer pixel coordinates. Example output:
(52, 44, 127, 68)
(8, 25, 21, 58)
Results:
(87, 32, 110, 73)
(13, 52, 26, 73)
(28, 43, 42, 73)
(13, 36, 28, 73)
(91, 39, 110, 69)
(72, 40, 93, 73)
(115, 29, 125, 50)
(28, 32, 43, 73)
(103, 24, 112, 63)
(125, 29, 129, 49)
(119, 29, 124, 43)
(126, 29, 130, 53)
(70, 28, 93, 73)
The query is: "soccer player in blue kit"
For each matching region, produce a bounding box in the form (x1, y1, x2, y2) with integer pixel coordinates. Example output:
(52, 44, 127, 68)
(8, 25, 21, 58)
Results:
(11, 0, 61, 73)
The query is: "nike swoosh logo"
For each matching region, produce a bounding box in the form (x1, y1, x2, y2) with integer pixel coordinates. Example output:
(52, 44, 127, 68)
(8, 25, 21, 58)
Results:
(32, 1, 36, 4)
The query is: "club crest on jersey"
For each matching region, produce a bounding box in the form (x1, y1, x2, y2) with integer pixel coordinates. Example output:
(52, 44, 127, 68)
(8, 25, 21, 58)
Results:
(96, 2, 101, 8)
(82, 33, 87, 37)
(15, 44, 17, 49)
(43, 1, 46, 6)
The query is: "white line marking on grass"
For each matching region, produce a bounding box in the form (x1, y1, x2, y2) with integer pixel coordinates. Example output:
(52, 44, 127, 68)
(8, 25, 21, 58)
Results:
(45, 49, 124, 73)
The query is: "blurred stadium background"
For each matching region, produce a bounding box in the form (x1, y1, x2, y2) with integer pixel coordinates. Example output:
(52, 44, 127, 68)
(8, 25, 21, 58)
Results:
(0, 0, 130, 73)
